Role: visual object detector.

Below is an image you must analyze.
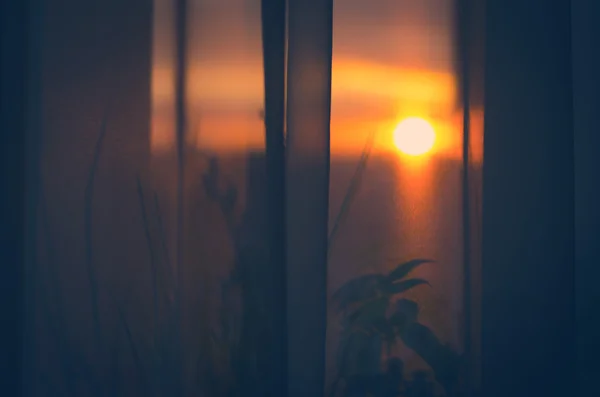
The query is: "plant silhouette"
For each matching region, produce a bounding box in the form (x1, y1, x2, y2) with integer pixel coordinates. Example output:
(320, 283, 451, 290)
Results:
(200, 153, 276, 397)
(331, 260, 461, 397)
(342, 357, 405, 397)
(34, 110, 185, 397)
(406, 370, 436, 397)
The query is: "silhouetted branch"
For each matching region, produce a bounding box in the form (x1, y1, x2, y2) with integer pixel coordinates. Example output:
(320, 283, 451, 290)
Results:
(39, 176, 103, 396)
(84, 111, 110, 352)
(153, 192, 173, 282)
(331, 260, 460, 396)
(118, 304, 151, 395)
(136, 177, 159, 341)
(328, 129, 375, 257)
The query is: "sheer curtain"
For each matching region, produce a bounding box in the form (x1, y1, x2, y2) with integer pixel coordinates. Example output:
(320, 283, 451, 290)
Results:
(21, 0, 481, 396)
(285, 0, 333, 396)
(325, 1, 481, 397)
(22, 0, 331, 396)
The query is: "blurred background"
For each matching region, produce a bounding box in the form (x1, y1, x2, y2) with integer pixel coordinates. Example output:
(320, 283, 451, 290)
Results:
(22, 0, 482, 396)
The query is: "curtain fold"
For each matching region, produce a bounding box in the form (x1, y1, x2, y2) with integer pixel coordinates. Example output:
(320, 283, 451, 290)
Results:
(261, 0, 287, 395)
(285, 0, 334, 396)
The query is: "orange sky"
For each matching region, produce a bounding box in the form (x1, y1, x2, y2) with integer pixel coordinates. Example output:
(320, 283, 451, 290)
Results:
(151, 0, 460, 158)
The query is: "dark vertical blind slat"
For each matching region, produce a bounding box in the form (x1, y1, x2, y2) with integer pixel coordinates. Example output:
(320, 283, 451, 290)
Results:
(458, 0, 486, 394)
(173, 2, 187, 393)
(175, 0, 187, 299)
(572, 1, 600, 395)
(261, 0, 288, 395)
(20, 0, 44, 395)
(482, 0, 575, 396)
(0, 0, 28, 394)
(285, 0, 333, 396)
(457, 1, 473, 390)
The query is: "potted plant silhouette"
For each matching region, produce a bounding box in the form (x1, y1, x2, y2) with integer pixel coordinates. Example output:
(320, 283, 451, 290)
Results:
(331, 259, 461, 397)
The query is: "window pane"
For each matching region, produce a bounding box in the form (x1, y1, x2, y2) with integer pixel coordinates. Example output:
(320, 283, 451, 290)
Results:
(24, 2, 154, 396)
(25, 1, 282, 396)
(152, 1, 282, 396)
(285, 0, 333, 395)
(326, 1, 480, 396)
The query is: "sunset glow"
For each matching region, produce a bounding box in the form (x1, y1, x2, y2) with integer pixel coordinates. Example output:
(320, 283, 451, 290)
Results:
(150, 1, 460, 157)
(147, 0, 469, 385)
(393, 117, 436, 156)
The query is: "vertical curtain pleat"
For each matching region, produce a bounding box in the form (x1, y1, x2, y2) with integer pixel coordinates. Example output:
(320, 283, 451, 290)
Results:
(457, 0, 473, 394)
(573, 1, 600, 394)
(2, 0, 32, 394)
(173, 1, 187, 394)
(261, 0, 288, 395)
(458, 0, 485, 393)
(285, 0, 333, 396)
(482, 0, 574, 395)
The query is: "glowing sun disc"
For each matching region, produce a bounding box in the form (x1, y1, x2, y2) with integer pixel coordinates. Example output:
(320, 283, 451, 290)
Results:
(393, 117, 436, 156)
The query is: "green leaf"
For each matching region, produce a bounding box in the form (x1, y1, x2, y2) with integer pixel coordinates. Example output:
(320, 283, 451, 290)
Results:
(385, 278, 430, 295)
(394, 298, 419, 323)
(118, 306, 150, 393)
(398, 321, 461, 394)
(389, 299, 420, 334)
(388, 312, 408, 332)
(386, 259, 432, 282)
(335, 331, 356, 373)
(377, 321, 398, 351)
(331, 274, 386, 312)
(336, 330, 381, 377)
(346, 296, 389, 330)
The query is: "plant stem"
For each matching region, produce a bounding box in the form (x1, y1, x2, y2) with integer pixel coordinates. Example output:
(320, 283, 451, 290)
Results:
(328, 130, 376, 257)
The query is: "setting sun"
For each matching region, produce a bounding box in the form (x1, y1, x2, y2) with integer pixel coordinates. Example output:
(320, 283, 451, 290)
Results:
(393, 117, 436, 156)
